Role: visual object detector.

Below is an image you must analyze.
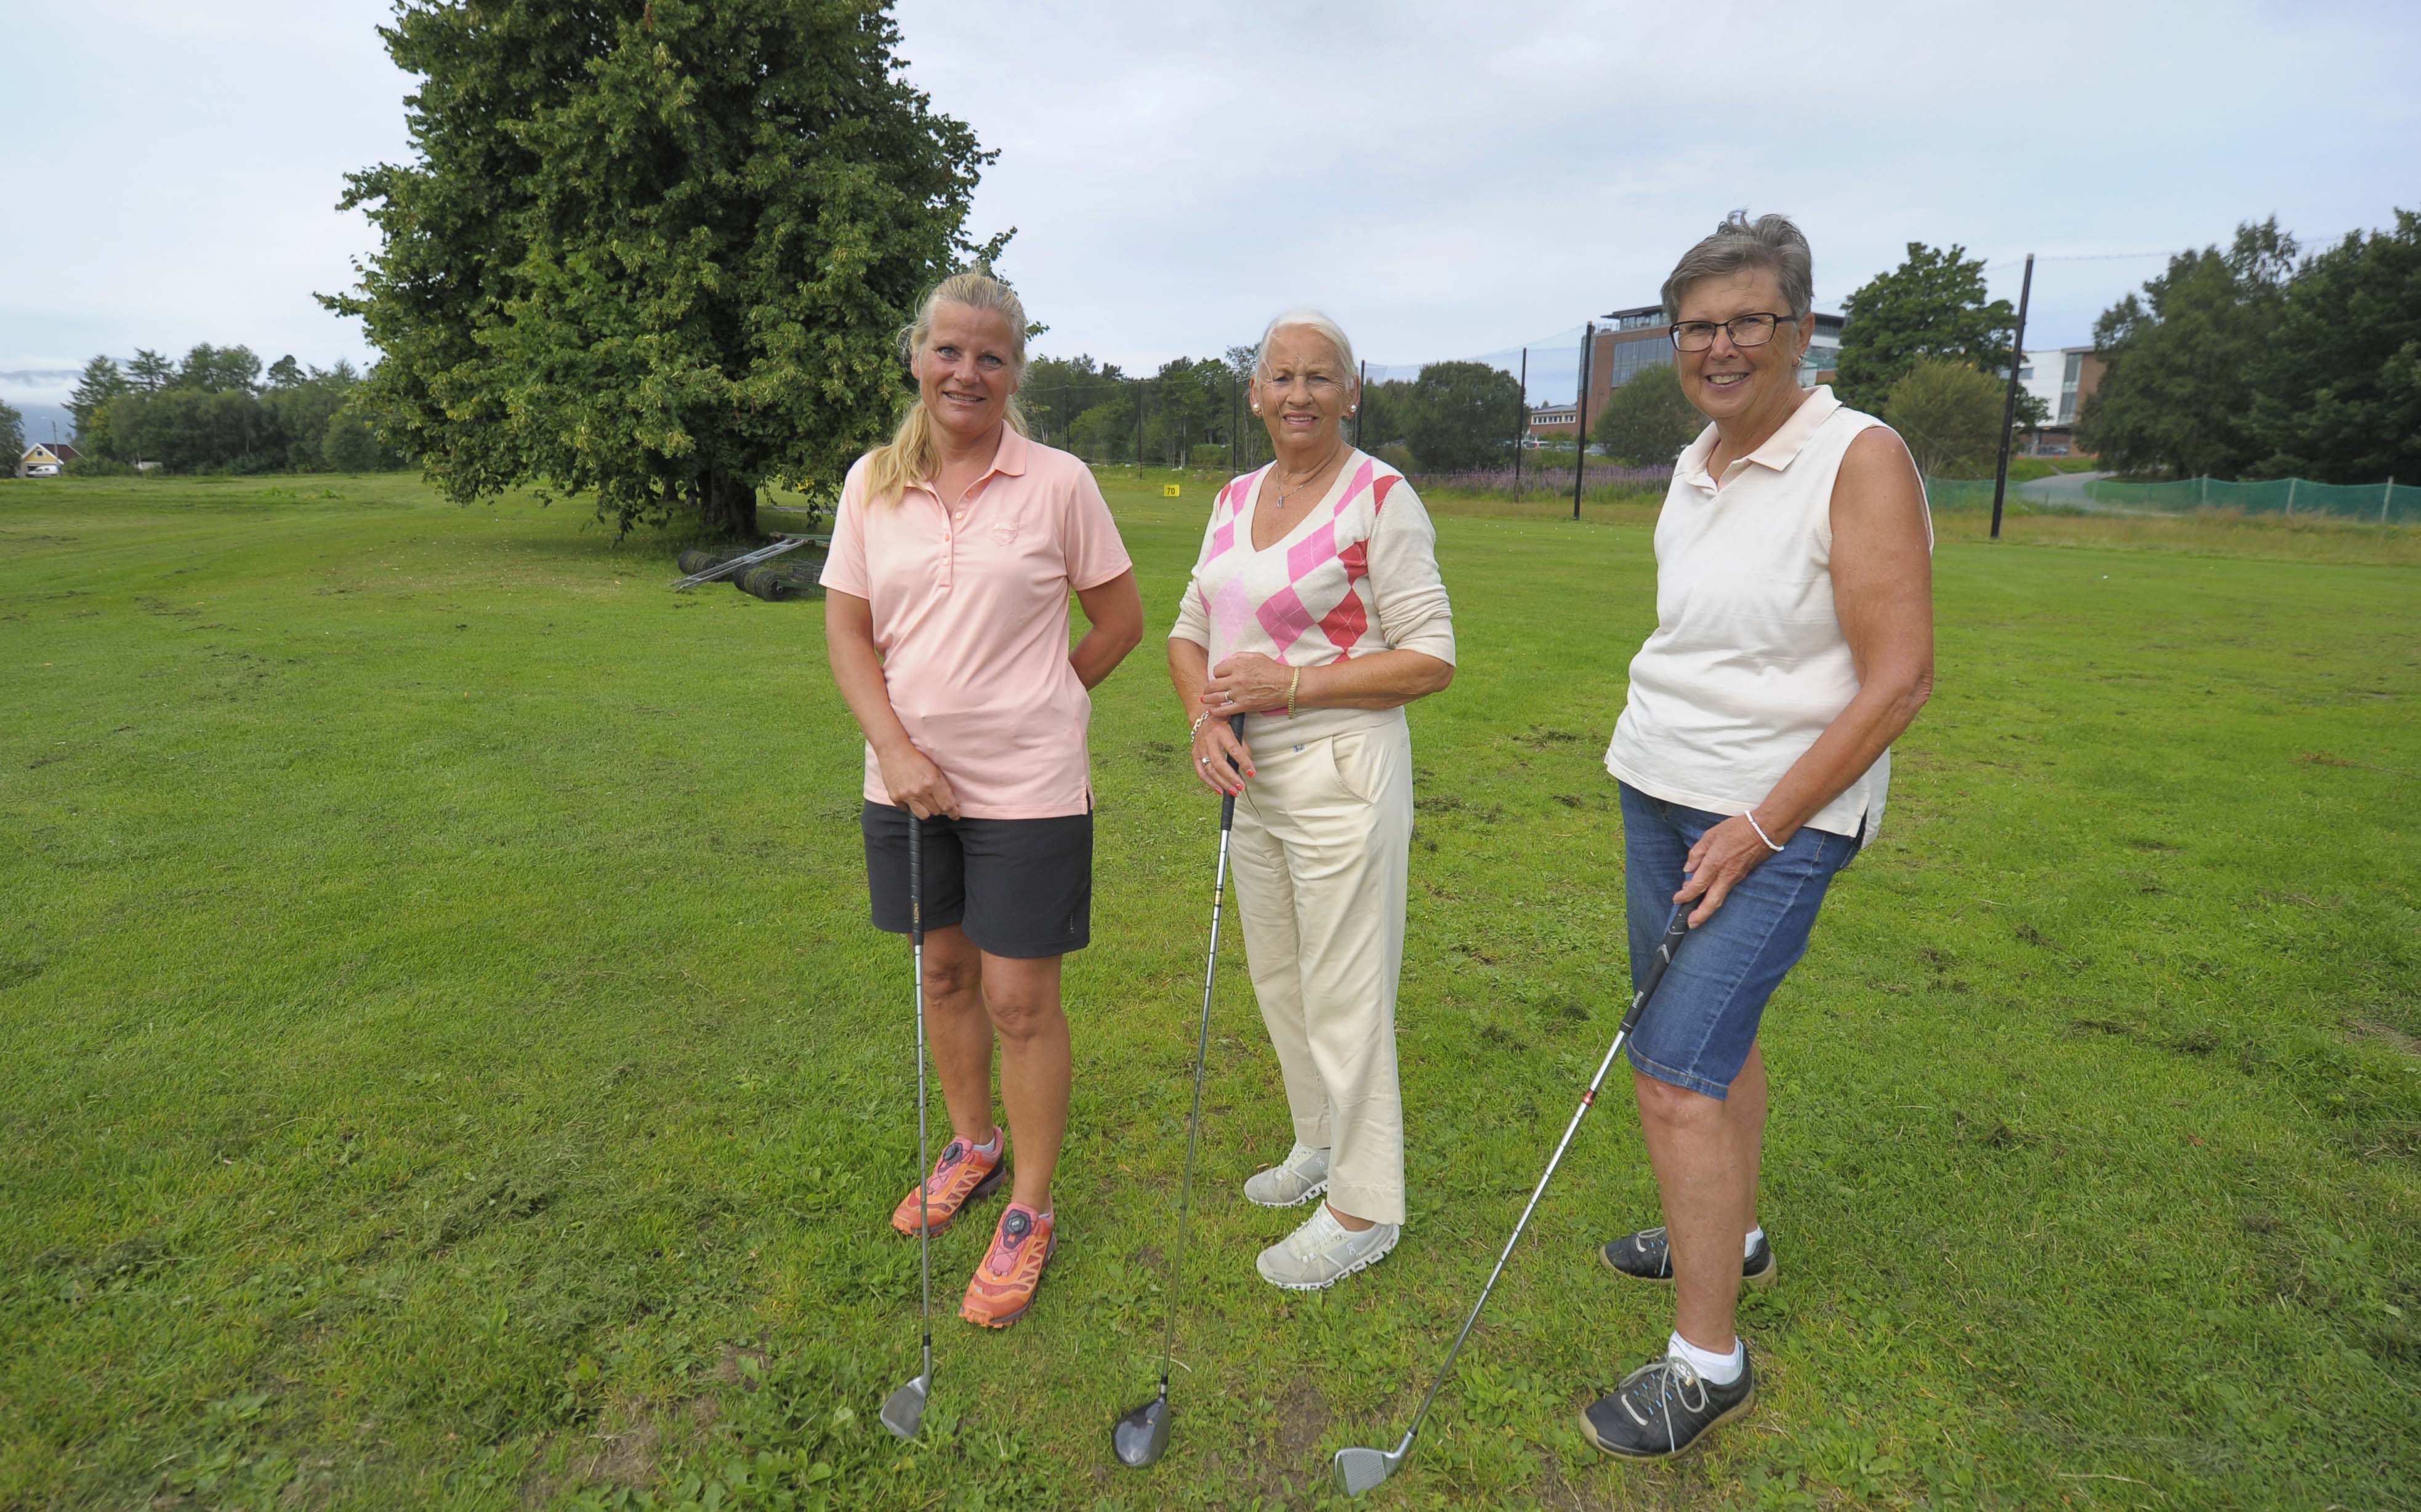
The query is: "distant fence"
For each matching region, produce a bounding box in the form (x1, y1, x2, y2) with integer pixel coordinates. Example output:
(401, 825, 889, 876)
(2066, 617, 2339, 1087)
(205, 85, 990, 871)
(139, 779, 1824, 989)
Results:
(2085, 475, 2411, 523)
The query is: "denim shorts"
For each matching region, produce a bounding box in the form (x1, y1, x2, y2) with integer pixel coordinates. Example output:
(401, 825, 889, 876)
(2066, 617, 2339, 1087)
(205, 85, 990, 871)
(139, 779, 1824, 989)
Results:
(1620, 782, 1859, 1099)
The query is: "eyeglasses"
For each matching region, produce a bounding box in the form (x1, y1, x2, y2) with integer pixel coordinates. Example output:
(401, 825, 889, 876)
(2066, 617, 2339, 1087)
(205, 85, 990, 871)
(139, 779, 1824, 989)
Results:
(1669, 313, 1795, 352)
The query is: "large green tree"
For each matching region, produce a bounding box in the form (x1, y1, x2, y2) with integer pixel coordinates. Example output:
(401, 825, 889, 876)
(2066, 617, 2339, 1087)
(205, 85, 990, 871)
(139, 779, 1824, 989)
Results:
(1592, 363, 1701, 465)
(327, 0, 996, 536)
(1883, 358, 2007, 477)
(1403, 360, 1523, 472)
(1836, 243, 2042, 424)
(67, 356, 128, 443)
(2249, 208, 2421, 483)
(2077, 219, 2297, 479)
(1, 399, 23, 465)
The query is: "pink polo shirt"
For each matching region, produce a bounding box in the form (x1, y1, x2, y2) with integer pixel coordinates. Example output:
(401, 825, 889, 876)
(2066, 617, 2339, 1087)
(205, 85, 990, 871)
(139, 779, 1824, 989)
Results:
(821, 427, 1134, 819)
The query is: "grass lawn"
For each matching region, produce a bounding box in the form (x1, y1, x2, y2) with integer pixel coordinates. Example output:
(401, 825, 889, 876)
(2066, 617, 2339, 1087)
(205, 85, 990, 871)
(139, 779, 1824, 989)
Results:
(1, 470, 2415, 1511)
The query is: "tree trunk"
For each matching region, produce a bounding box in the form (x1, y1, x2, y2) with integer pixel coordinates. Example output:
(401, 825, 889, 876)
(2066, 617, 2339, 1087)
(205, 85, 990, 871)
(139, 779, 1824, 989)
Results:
(697, 472, 760, 539)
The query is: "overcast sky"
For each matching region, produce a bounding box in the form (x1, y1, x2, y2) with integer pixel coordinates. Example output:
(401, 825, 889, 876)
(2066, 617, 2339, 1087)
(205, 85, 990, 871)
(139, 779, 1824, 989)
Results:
(7, 0, 2418, 439)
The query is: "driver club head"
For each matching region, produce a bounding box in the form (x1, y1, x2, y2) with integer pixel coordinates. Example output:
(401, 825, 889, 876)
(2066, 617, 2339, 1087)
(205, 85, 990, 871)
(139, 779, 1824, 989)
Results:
(1333, 1444, 1403, 1497)
(1110, 1388, 1172, 1468)
(879, 1373, 929, 1441)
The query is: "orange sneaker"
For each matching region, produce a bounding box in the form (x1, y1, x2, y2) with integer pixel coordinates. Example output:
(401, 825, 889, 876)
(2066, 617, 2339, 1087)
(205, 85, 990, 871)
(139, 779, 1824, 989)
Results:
(959, 1204, 1056, 1329)
(889, 1134, 1006, 1237)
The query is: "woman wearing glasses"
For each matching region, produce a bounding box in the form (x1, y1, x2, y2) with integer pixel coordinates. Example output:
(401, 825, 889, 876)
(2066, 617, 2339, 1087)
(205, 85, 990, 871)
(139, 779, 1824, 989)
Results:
(1577, 212, 1933, 1458)
(1167, 310, 1455, 1290)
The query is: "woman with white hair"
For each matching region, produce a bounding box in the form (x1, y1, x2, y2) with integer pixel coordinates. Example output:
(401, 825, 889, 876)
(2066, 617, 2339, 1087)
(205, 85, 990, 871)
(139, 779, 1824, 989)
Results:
(1167, 310, 1456, 1290)
(824, 270, 1144, 1330)
(1578, 211, 1932, 1458)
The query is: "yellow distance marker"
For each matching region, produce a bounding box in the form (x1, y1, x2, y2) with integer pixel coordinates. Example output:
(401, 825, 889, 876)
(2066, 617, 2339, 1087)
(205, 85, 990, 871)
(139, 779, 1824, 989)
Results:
(1162, 483, 1181, 497)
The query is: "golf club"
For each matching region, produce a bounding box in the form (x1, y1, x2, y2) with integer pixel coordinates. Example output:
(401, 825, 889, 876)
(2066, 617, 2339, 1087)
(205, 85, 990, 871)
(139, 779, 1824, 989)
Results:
(1113, 714, 1246, 1470)
(1333, 905, 1696, 1496)
(880, 812, 933, 1441)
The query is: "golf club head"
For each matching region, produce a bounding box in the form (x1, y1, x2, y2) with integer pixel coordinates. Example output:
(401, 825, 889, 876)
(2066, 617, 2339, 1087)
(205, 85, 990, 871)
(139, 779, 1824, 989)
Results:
(1110, 1390, 1171, 1468)
(1334, 1444, 1403, 1496)
(879, 1374, 929, 1441)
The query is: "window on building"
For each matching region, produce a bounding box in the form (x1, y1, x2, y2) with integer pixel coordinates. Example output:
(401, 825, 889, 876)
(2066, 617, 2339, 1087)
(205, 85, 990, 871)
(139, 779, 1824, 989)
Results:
(2059, 351, 2082, 424)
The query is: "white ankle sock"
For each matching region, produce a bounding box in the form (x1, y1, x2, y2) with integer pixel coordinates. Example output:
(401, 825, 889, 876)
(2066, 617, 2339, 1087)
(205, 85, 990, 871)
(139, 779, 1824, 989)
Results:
(1744, 1225, 1764, 1259)
(970, 1129, 1000, 1157)
(1668, 1330, 1746, 1386)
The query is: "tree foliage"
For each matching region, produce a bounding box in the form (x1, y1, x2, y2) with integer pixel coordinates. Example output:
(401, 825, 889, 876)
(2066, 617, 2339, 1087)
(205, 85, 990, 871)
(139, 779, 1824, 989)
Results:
(1837, 243, 2042, 425)
(327, 0, 997, 536)
(2249, 209, 2421, 483)
(86, 352, 398, 474)
(67, 356, 129, 441)
(1403, 361, 1522, 472)
(1883, 358, 2007, 477)
(2076, 219, 2297, 479)
(1591, 363, 1702, 465)
(1, 399, 23, 464)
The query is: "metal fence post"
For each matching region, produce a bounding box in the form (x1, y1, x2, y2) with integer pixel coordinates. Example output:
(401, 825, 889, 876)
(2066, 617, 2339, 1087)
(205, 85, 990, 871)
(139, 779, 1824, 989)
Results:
(1355, 360, 1366, 450)
(1990, 252, 2034, 541)
(2286, 476, 2297, 515)
(1135, 378, 1144, 470)
(2387, 477, 2397, 525)
(2199, 475, 2209, 507)
(1571, 322, 1595, 522)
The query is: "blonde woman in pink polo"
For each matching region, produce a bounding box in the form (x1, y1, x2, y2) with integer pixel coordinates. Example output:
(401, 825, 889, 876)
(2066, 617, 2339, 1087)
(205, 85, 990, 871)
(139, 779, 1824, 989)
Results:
(1169, 310, 1456, 1290)
(824, 271, 1143, 1329)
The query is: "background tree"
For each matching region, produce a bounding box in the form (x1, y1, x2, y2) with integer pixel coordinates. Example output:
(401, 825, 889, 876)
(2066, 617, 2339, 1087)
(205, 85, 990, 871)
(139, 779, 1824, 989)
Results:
(174, 344, 264, 394)
(2249, 207, 2421, 483)
(1401, 360, 1522, 471)
(1836, 243, 2043, 425)
(2077, 219, 2297, 478)
(1353, 377, 1417, 454)
(67, 356, 128, 442)
(1883, 358, 2008, 477)
(1591, 363, 1701, 465)
(126, 349, 175, 393)
(328, 0, 996, 537)
(1, 398, 23, 465)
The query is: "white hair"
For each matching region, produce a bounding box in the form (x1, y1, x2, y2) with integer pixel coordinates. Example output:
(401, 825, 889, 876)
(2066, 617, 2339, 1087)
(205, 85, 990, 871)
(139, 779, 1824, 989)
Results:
(1254, 308, 1356, 379)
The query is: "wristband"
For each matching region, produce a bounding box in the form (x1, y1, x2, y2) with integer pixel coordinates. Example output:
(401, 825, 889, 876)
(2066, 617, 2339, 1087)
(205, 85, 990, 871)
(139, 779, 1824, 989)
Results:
(1744, 810, 1784, 853)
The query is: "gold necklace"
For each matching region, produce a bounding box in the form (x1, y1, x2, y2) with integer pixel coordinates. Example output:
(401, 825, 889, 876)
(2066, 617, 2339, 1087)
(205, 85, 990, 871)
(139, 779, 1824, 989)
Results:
(1270, 446, 1343, 510)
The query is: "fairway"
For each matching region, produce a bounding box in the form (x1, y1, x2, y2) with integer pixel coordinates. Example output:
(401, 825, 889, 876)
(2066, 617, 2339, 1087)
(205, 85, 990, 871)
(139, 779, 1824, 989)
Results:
(2, 473, 2415, 1511)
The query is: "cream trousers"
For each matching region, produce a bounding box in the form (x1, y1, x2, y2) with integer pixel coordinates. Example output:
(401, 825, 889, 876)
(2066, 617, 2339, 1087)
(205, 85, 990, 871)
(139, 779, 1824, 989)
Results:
(1230, 715, 1413, 1225)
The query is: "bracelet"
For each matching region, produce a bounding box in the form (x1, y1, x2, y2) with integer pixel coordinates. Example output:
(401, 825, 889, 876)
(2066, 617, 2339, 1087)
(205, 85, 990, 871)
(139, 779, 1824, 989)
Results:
(1286, 666, 1302, 718)
(1744, 810, 1784, 853)
(1189, 710, 1212, 741)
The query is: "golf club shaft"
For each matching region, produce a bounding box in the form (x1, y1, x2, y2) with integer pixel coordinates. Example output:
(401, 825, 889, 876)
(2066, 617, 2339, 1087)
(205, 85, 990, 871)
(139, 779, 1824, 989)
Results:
(1154, 715, 1245, 1389)
(909, 813, 932, 1386)
(1387, 908, 1693, 1460)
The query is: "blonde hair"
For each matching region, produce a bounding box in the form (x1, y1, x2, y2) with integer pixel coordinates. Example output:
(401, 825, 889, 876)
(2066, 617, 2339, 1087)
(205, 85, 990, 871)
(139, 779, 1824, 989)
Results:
(865, 270, 1033, 506)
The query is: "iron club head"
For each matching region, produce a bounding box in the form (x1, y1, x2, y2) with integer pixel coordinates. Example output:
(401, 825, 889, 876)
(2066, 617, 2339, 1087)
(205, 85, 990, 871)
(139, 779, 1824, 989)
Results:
(879, 1373, 929, 1441)
(1333, 1442, 1404, 1497)
(1111, 1386, 1172, 1468)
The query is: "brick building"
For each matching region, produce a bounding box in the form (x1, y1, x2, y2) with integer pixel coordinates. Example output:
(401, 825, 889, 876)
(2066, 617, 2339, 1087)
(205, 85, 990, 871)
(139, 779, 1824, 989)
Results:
(1529, 305, 1846, 442)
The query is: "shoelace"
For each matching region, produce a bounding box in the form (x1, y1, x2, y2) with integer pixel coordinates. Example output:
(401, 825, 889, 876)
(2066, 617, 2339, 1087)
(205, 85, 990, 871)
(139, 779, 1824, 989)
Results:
(1617, 1357, 1710, 1454)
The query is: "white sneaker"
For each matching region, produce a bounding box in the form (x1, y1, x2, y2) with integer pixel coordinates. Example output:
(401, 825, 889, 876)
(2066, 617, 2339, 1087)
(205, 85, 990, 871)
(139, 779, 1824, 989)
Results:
(1255, 1205, 1400, 1290)
(1243, 1143, 1330, 1208)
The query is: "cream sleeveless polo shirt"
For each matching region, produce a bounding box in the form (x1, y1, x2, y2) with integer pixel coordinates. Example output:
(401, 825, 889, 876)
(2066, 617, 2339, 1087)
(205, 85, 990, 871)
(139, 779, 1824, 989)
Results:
(1606, 387, 1931, 842)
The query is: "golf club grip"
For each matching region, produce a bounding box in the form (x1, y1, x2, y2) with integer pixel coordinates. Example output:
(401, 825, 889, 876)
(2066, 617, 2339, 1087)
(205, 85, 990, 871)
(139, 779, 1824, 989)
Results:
(907, 812, 922, 944)
(1219, 714, 1244, 829)
(1616, 911, 1691, 1035)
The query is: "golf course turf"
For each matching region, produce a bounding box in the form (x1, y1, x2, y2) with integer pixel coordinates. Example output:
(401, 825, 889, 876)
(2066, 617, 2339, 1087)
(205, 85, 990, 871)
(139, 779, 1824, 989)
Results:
(2, 471, 2414, 1510)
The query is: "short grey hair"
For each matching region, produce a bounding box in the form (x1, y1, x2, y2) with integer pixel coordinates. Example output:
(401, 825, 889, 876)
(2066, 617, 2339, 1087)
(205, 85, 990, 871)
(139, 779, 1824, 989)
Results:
(1253, 308, 1356, 379)
(1660, 211, 1814, 324)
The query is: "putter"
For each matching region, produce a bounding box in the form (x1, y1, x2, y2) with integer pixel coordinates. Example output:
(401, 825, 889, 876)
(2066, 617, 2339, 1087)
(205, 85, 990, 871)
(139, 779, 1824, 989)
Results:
(880, 812, 933, 1441)
(1334, 906, 1696, 1496)
(1113, 714, 1246, 1470)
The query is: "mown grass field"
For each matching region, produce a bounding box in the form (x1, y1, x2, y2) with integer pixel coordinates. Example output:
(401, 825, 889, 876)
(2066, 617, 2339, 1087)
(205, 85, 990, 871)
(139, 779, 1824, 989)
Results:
(2, 470, 2415, 1511)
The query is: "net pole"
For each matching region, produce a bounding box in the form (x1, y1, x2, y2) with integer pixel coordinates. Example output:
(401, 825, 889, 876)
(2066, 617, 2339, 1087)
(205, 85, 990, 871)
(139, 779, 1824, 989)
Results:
(1571, 323, 1595, 522)
(2286, 476, 2298, 515)
(1135, 377, 1144, 470)
(1989, 252, 2034, 541)
(2386, 478, 2396, 526)
(1514, 348, 1528, 496)
(1356, 360, 1366, 450)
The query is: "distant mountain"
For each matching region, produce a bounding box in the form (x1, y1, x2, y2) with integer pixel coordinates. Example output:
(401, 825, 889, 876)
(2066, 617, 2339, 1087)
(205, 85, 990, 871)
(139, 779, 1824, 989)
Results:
(11, 401, 76, 450)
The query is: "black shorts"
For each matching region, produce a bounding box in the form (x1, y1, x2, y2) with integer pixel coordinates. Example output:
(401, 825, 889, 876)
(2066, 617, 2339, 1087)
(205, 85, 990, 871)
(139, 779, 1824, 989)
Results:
(862, 802, 1093, 959)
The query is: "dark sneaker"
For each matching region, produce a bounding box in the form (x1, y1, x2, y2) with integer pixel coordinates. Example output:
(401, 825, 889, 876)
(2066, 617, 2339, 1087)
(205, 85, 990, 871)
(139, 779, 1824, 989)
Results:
(1580, 1349, 1755, 1459)
(1598, 1225, 1776, 1287)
